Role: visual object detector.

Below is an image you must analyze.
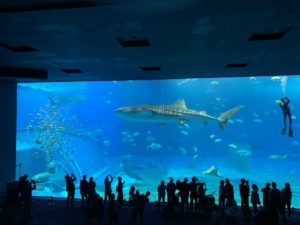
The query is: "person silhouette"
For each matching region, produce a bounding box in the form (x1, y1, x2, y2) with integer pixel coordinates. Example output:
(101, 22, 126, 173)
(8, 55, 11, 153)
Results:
(129, 185, 136, 206)
(22, 177, 36, 222)
(97, 195, 104, 225)
(279, 97, 293, 137)
(261, 182, 271, 208)
(137, 191, 150, 224)
(225, 178, 234, 202)
(189, 177, 199, 211)
(65, 174, 76, 208)
(116, 176, 125, 208)
(108, 194, 118, 225)
(104, 175, 113, 204)
(251, 184, 260, 215)
(166, 177, 176, 203)
(281, 183, 292, 219)
(269, 182, 287, 225)
(80, 175, 89, 208)
(157, 180, 166, 208)
(218, 180, 226, 210)
(180, 178, 189, 212)
(19, 174, 28, 209)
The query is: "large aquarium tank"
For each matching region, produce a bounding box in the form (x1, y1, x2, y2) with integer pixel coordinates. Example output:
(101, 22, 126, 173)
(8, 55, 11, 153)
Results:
(16, 76, 300, 207)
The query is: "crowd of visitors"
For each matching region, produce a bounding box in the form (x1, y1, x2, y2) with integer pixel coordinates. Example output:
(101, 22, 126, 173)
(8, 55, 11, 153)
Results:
(17, 173, 293, 225)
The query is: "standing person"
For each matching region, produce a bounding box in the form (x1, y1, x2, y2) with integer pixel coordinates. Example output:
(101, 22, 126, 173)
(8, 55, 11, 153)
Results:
(108, 194, 118, 225)
(225, 199, 238, 225)
(131, 190, 140, 225)
(251, 184, 261, 215)
(189, 177, 199, 212)
(137, 191, 150, 224)
(279, 97, 293, 137)
(18, 174, 28, 209)
(197, 182, 207, 213)
(128, 186, 136, 206)
(166, 177, 176, 203)
(239, 178, 249, 214)
(116, 176, 125, 208)
(218, 180, 226, 210)
(65, 174, 76, 208)
(245, 180, 250, 208)
(261, 183, 271, 208)
(89, 177, 96, 195)
(269, 182, 286, 225)
(225, 179, 234, 202)
(23, 178, 36, 222)
(88, 192, 98, 225)
(281, 183, 292, 219)
(88, 177, 96, 208)
(157, 180, 166, 208)
(97, 196, 104, 225)
(180, 178, 189, 212)
(176, 180, 182, 206)
(80, 175, 89, 208)
(104, 175, 113, 204)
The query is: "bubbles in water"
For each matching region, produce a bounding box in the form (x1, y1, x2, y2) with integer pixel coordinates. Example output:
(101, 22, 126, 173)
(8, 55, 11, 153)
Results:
(280, 76, 288, 95)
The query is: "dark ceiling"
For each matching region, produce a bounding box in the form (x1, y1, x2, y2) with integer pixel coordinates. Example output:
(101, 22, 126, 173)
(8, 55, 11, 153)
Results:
(0, 0, 300, 82)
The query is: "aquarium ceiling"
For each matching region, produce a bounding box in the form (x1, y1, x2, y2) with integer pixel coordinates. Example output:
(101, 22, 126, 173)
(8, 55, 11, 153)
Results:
(0, 0, 300, 82)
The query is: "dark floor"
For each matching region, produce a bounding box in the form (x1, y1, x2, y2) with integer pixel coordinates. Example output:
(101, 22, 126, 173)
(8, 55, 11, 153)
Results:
(0, 199, 299, 225)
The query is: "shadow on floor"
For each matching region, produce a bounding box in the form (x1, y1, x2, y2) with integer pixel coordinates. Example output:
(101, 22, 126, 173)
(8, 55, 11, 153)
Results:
(0, 199, 299, 225)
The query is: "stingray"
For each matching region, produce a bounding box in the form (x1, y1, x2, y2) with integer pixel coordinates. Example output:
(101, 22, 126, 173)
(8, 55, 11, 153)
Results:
(202, 166, 222, 177)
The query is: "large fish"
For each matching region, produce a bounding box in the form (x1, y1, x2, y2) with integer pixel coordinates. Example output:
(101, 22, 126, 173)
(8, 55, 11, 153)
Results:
(32, 172, 53, 183)
(115, 99, 244, 128)
(202, 166, 222, 177)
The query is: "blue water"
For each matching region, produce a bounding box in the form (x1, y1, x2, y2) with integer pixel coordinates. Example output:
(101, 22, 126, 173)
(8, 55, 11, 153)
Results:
(16, 76, 300, 207)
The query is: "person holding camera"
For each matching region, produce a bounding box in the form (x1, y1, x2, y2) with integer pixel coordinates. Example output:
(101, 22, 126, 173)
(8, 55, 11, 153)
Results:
(65, 173, 76, 208)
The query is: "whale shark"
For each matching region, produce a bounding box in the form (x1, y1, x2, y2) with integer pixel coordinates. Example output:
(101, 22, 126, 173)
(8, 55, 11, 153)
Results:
(115, 99, 244, 128)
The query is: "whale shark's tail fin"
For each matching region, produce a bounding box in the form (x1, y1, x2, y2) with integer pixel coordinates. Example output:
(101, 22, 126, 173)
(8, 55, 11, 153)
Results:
(218, 105, 244, 129)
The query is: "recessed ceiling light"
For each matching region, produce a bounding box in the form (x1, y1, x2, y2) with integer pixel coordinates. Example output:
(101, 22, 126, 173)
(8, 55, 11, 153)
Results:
(0, 43, 37, 52)
(248, 27, 293, 41)
(61, 69, 83, 74)
(0, 66, 47, 79)
(0, 2, 100, 13)
(116, 37, 150, 47)
(226, 63, 248, 68)
(140, 66, 161, 71)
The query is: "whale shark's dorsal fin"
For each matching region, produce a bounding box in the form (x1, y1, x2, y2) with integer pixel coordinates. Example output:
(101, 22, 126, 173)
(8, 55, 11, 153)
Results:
(173, 99, 187, 109)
